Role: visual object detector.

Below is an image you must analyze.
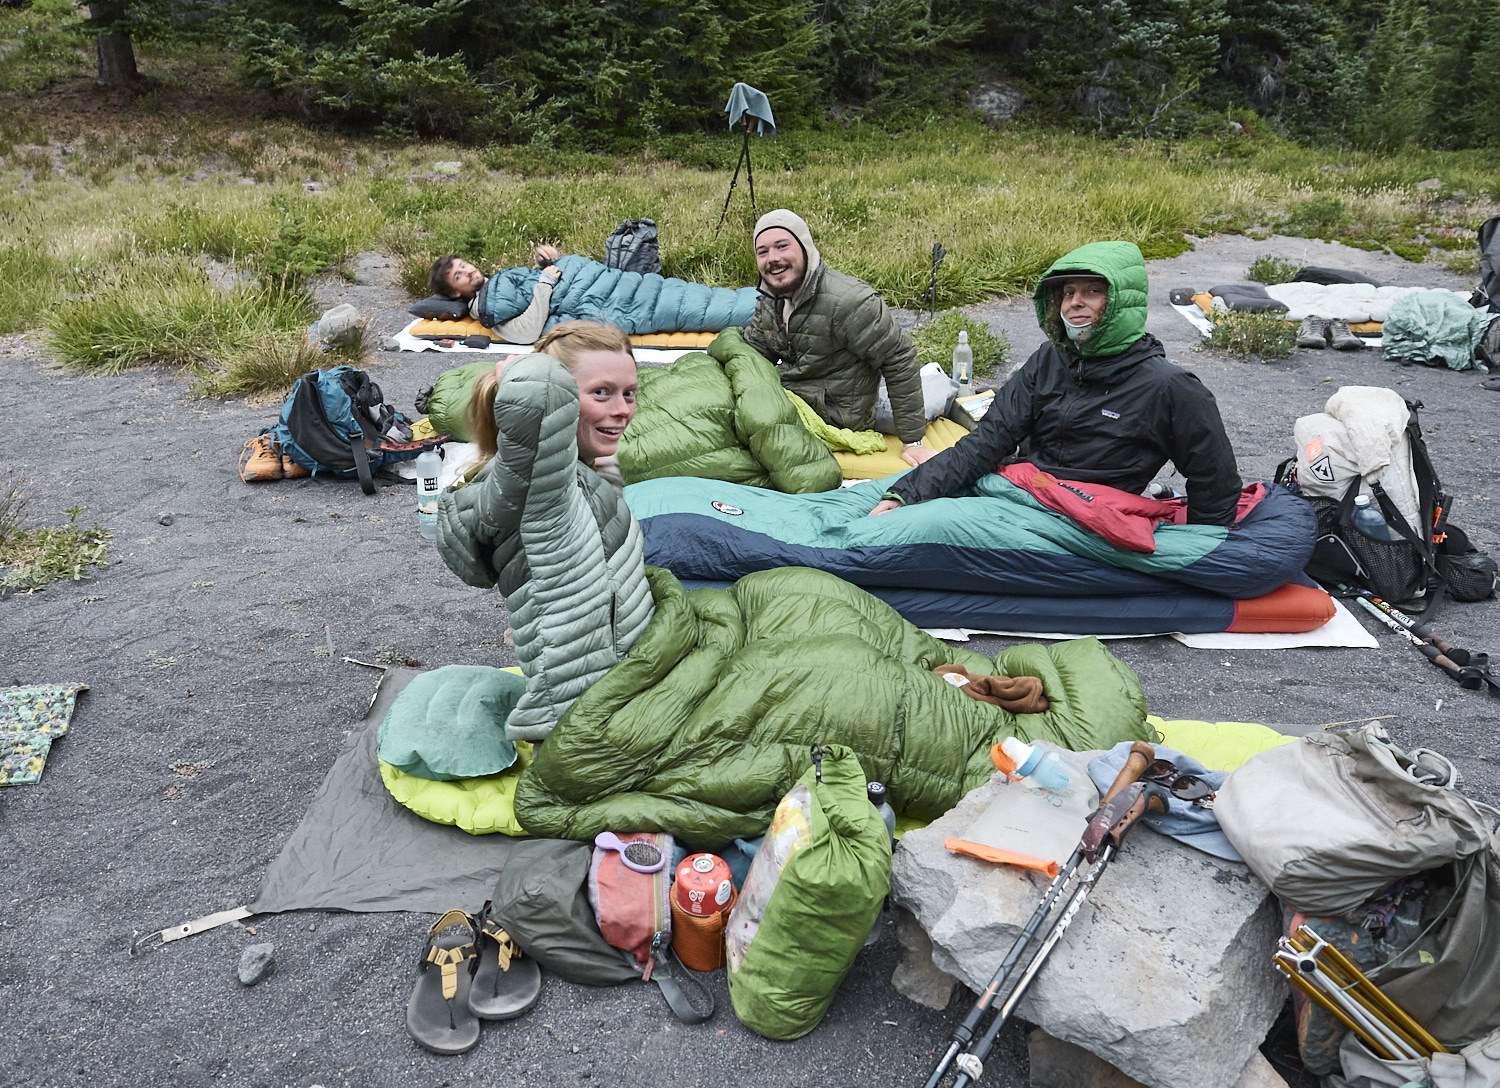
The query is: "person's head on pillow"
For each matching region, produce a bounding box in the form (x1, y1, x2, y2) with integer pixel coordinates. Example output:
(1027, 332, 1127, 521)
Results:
(469, 321, 637, 467)
(431, 254, 486, 300)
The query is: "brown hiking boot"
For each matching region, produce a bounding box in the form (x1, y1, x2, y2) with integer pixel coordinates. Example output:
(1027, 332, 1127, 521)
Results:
(1328, 319, 1365, 350)
(282, 454, 311, 479)
(1296, 316, 1329, 349)
(238, 435, 284, 482)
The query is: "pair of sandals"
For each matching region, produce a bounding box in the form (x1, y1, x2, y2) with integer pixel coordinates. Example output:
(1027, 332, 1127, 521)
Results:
(406, 902, 542, 1055)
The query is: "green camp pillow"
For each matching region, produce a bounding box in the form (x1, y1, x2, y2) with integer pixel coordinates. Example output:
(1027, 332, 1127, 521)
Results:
(380, 744, 534, 836)
(377, 664, 525, 781)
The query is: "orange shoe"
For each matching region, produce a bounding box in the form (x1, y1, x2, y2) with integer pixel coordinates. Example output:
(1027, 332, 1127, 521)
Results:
(282, 454, 311, 478)
(239, 435, 284, 482)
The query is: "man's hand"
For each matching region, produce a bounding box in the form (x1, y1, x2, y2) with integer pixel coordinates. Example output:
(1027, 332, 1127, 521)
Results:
(901, 444, 937, 467)
(534, 243, 561, 264)
(869, 499, 902, 516)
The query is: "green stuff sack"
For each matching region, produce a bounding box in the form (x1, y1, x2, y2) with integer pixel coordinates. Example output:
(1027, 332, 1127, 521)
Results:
(725, 744, 891, 1040)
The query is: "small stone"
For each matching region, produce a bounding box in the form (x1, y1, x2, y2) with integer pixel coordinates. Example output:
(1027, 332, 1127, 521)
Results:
(1416, 177, 1442, 191)
(308, 922, 316, 931)
(158, 513, 175, 526)
(381, 337, 400, 352)
(433, 161, 463, 174)
(238, 942, 275, 986)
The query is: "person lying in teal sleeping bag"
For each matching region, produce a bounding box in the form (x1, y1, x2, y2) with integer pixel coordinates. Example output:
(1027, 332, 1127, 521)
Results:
(430, 245, 759, 342)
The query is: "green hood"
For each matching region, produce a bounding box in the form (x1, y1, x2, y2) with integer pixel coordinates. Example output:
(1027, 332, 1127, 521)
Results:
(1032, 241, 1149, 357)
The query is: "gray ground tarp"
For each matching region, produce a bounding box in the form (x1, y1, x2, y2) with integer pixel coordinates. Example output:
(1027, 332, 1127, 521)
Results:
(249, 668, 514, 916)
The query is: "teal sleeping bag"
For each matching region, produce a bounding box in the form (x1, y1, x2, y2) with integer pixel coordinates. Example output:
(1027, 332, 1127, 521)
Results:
(478, 255, 758, 335)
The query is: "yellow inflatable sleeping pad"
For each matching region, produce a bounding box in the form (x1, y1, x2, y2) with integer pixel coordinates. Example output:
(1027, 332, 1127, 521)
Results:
(409, 319, 719, 349)
(1147, 715, 1297, 772)
(833, 417, 972, 480)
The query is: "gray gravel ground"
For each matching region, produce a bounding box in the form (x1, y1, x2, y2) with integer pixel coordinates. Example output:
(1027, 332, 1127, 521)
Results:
(1, 236, 1495, 1088)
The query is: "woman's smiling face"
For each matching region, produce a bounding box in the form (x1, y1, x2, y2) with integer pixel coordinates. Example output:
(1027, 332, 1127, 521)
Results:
(571, 350, 638, 462)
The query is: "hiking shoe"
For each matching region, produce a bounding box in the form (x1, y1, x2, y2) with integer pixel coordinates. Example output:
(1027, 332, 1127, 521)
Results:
(281, 454, 310, 479)
(238, 435, 284, 482)
(1296, 316, 1329, 349)
(1328, 319, 1365, 350)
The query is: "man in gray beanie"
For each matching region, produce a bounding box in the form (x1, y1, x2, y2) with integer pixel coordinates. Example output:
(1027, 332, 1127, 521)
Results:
(741, 209, 933, 464)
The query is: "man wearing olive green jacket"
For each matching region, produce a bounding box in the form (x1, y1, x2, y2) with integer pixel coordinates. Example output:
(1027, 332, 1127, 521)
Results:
(741, 209, 935, 466)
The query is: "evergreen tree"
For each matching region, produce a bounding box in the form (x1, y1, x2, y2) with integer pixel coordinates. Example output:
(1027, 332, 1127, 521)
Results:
(819, 0, 980, 113)
(1355, 0, 1433, 148)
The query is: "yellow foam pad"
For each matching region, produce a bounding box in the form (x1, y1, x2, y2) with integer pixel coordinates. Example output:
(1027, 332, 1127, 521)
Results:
(833, 417, 972, 480)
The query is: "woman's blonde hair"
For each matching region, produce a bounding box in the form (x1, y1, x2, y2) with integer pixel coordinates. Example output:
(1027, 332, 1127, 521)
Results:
(534, 320, 633, 368)
(463, 320, 634, 465)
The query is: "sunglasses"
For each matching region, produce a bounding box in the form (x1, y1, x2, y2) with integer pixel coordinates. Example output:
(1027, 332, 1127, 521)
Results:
(1141, 759, 1216, 806)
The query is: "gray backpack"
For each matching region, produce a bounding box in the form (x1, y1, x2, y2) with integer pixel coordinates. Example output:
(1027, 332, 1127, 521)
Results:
(1216, 723, 1500, 1047)
(604, 218, 661, 275)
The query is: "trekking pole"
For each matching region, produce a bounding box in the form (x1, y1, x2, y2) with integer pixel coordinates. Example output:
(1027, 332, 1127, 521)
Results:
(1343, 586, 1486, 668)
(1350, 595, 1487, 689)
(921, 743, 1164, 1088)
(917, 243, 947, 326)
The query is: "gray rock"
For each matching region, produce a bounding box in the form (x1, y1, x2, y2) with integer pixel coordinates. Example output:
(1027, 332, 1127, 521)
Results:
(891, 750, 1285, 1088)
(238, 942, 275, 986)
(380, 338, 401, 352)
(1416, 178, 1442, 191)
(1029, 1028, 1290, 1088)
(968, 83, 1025, 125)
(433, 161, 463, 174)
(157, 513, 175, 526)
(892, 907, 957, 1010)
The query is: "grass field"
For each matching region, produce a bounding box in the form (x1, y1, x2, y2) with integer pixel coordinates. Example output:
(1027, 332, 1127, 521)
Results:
(2, 32, 1496, 394)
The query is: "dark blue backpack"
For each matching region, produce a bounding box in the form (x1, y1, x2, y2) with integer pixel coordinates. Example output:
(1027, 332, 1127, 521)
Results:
(270, 367, 436, 493)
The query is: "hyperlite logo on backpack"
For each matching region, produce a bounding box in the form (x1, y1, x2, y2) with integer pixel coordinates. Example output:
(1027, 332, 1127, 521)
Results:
(269, 367, 441, 494)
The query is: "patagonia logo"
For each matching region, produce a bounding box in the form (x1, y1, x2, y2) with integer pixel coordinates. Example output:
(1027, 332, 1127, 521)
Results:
(1058, 482, 1095, 503)
(711, 501, 744, 516)
(1101, 409, 1121, 419)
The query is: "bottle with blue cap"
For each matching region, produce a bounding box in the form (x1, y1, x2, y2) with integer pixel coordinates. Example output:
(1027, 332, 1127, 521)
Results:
(997, 737, 1074, 797)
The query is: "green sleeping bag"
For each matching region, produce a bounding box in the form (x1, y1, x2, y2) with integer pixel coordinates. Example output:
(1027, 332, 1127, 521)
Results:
(727, 744, 891, 1040)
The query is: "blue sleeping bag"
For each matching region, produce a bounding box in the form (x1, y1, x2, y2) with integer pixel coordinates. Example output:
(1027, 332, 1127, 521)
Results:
(479, 255, 759, 335)
(626, 474, 1323, 634)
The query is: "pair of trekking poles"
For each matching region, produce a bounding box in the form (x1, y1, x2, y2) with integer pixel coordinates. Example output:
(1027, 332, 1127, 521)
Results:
(1339, 584, 1498, 695)
(921, 741, 1176, 1088)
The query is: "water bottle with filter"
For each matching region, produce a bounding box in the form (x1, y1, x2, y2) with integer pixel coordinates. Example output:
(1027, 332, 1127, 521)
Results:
(864, 781, 897, 945)
(994, 737, 1074, 804)
(951, 331, 974, 397)
(415, 448, 443, 542)
(1352, 493, 1391, 541)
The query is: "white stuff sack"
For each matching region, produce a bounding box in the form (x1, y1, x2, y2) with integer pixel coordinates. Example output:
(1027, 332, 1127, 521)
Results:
(1294, 385, 1420, 529)
(872, 362, 959, 431)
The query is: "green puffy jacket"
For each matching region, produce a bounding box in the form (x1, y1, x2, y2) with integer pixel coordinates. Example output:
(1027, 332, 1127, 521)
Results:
(513, 565, 1151, 846)
(619, 328, 840, 493)
(741, 210, 927, 445)
(435, 354, 656, 742)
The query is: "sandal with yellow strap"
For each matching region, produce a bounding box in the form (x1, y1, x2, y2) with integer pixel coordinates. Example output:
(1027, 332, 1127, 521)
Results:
(468, 900, 542, 1020)
(406, 910, 482, 1055)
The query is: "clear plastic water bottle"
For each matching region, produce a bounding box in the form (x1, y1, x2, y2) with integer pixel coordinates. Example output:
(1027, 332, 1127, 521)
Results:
(415, 448, 443, 543)
(1352, 494, 1390, 541)
(998, 737, 1074, 795)
(865, 781, 897, 946)
(951, 331, 974, 396)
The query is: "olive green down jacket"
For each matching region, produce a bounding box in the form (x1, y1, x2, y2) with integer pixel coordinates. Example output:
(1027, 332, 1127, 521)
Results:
(513, 564, 1152, 846)
(741, 211, 927, 445)
(435, 354, 655, 742)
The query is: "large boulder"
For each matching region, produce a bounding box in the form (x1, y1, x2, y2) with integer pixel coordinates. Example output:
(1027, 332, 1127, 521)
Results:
(968, 82, 1025, 124)
(890, 748, 1285, 1088)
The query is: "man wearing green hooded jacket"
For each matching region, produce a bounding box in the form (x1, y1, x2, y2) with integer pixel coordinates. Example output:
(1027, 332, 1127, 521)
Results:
(870, 241, 1242, 525)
